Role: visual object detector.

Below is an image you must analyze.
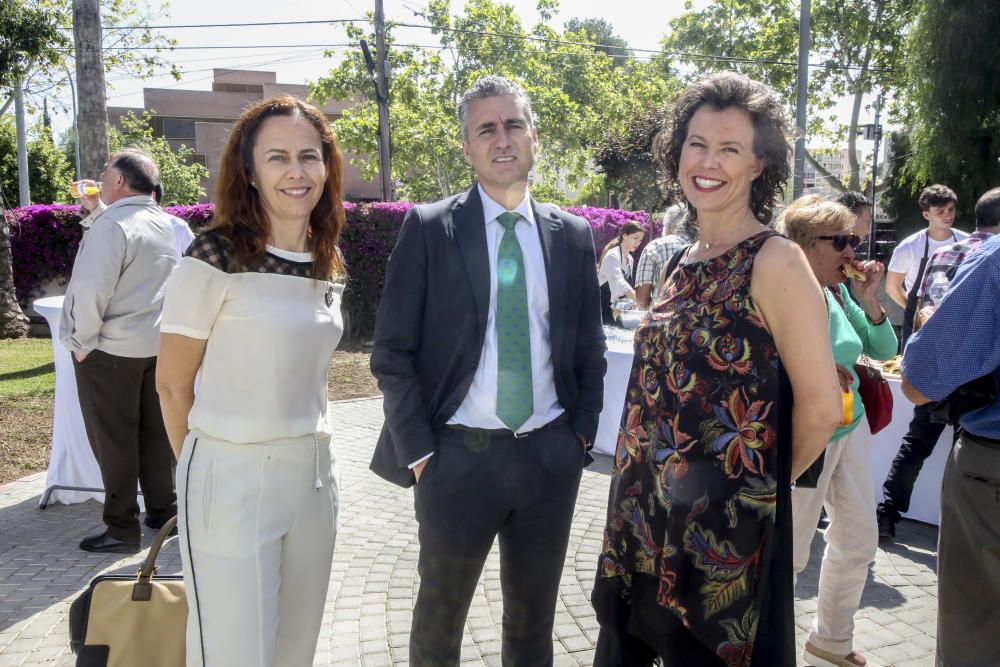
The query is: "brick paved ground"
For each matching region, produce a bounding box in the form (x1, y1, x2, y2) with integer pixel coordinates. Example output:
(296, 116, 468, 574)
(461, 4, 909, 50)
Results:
(0, 397, 939, 666)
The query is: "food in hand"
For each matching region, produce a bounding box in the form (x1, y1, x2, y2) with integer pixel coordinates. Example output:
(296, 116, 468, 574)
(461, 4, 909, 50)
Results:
(882, 355, 902, 374)
(841, 262, 866, 282)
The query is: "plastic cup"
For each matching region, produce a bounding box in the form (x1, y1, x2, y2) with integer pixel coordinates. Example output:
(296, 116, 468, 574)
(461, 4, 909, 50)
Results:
(70, 182, 101, 198)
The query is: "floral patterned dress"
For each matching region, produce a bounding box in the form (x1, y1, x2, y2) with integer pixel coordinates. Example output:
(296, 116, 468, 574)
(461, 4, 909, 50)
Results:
(592, 231, 794, 667)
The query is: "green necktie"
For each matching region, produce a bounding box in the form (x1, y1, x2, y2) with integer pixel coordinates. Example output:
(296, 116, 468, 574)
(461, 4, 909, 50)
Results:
(495, 211, 533, 432)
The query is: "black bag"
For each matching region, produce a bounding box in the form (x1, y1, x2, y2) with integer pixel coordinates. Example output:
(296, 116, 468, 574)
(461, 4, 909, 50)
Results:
(929, 373, 998, 426)
(69, 517, 185, 667)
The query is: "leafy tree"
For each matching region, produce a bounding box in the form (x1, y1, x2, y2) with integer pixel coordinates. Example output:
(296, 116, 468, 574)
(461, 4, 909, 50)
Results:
(313, 0, 674, 203)
(1, 0, 177, 337)
(564, 17, 633, 68)
(592, 104, 673, 212)
(0, 0, 67, 99)
(660, 0, 918, 192)
(22, 121, 74, 205)
(1, 0, 178, 115)
(901, 0, 1000, 213)
(110, 112, 208, 206)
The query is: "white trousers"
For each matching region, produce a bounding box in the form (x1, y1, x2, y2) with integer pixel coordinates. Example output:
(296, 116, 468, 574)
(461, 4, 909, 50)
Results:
(792, 421, 878, 656)
(177, 431, 339, 667)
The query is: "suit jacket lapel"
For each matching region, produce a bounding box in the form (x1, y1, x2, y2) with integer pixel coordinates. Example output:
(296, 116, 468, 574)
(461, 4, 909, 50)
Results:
(532, 198, 566, 347)
(453, 185, 490, 341)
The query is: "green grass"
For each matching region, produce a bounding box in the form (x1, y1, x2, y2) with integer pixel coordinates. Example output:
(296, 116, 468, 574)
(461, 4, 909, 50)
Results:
(0, 338, 56, 399)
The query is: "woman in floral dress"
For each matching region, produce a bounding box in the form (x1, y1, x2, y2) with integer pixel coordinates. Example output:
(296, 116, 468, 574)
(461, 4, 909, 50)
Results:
(592, 72, 843, 666)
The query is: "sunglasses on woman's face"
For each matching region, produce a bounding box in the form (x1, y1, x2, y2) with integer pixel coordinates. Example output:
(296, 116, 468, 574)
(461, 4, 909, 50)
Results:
(818, 234, 863, 251)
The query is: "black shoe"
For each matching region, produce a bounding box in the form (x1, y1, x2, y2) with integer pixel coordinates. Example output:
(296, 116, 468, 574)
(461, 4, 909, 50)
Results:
(877, 512, 896, 542)
(143, 515, 178, 536)
(79, 531, 140, 554)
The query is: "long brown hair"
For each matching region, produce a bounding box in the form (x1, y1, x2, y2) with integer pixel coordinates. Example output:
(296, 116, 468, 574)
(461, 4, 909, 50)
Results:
(212, 95, 346, 279)
(598, 221, 645, 268)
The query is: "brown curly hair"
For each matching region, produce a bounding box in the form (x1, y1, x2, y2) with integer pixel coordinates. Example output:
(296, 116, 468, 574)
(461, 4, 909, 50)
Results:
(211, 95, 346, 280)
(653, 71, 791, 224)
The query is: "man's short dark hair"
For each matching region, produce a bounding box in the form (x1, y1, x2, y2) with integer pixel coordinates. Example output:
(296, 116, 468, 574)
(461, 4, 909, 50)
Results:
(457, 76, 534, 141)
(834, 191, 871, 214)
(918, 184, 957, 211)
(152, 182, 163, 204)
(974, 187, 1000, 229)
(110, 149, 159, 195)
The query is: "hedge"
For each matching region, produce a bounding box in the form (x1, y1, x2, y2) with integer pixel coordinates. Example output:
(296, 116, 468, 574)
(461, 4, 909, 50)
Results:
(7, 201, 660, 337)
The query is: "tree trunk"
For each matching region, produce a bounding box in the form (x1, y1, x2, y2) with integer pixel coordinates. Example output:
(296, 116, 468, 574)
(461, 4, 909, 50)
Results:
(73, 0, 109, 180)
(0, 211, 29, 339)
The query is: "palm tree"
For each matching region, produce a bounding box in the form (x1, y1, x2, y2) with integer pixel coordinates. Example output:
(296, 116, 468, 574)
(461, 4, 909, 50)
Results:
(73, 0, 109, 180)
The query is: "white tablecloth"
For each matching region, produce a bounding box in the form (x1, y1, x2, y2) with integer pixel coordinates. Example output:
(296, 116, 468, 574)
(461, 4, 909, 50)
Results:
(594, 328, 635, 458)
(593, 342, 947, 526)
(871, 376, 949, 526)
(32, 296, 106, 506)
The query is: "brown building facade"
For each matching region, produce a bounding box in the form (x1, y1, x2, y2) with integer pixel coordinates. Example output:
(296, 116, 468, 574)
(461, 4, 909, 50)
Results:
(108, 69, 380, 203)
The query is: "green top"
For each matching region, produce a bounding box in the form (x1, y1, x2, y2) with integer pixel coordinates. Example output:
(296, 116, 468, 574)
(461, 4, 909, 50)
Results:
(827, 283, 898, 441)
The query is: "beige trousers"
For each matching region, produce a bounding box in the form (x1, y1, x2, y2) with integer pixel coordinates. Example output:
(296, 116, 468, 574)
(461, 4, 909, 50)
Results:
(177, 430, 339, 667)
(792, 422, 879, 656)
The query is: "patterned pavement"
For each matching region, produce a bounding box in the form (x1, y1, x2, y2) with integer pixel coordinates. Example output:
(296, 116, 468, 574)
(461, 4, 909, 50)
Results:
(0, 397, 939, 666)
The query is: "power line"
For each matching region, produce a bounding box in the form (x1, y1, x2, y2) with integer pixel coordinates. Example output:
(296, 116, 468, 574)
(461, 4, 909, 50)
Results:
(52, 15, 895, 74)
(68, 18, 366, 30)
(99, 44, 355, 51)
(394, 21, 895, 73)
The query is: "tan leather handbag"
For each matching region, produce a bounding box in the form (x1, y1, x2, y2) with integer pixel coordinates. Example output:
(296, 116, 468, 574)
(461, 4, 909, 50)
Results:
(69, 517, 186, 667)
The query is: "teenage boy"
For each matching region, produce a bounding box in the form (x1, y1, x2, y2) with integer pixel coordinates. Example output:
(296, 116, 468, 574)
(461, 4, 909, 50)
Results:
(877, 184, 968, 541)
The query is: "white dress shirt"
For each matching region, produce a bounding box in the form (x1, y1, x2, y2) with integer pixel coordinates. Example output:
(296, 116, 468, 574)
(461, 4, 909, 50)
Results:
(411, 187, 565, 468)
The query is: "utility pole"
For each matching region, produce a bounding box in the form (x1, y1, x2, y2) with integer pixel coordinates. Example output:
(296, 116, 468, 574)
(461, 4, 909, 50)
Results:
(374, 0, 392, 201)
(867, 93, 884, 259)
(793, 0, 811, 199)
(14, 82, 30, 206)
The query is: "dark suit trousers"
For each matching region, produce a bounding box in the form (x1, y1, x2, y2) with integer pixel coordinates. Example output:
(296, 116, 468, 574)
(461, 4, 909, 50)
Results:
(73, 351, 177, 542)
(411, 421, 585, 666)
(878, 403, 948, 521)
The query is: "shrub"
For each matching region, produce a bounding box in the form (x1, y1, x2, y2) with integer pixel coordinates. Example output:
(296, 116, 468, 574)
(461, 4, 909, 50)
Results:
(8, 204, 84, 302)
(9, 200, 657, 337)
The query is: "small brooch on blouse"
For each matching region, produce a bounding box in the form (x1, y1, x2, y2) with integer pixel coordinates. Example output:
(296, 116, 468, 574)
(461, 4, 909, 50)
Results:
(325, 284, 335, 307)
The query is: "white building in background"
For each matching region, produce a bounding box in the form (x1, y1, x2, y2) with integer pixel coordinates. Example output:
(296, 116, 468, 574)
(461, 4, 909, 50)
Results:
(803, 148, 863, 195)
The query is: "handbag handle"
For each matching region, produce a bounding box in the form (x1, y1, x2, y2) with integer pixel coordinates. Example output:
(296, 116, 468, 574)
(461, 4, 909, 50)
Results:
(132, 516, 178, 601)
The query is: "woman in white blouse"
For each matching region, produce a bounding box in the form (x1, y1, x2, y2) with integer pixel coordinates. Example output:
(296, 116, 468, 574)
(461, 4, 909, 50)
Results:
(156, 95, 346, 667)
(597, 221, 645, 324)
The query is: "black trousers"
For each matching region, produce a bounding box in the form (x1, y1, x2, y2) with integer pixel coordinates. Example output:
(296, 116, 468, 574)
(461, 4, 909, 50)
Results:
(410, 421, 585, 666)
(73, 350, 177, 542)
(878, 402, 948, 521)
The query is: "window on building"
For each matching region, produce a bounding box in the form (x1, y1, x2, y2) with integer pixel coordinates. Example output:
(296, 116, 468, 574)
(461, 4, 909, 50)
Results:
(162, 118, 196, 140)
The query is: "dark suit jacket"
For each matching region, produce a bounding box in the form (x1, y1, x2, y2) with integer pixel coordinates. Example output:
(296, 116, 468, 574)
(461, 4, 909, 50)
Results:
(369, 185, 607, 487)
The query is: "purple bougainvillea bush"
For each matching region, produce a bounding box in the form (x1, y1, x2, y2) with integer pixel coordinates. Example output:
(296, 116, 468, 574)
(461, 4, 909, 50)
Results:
(163, 203, 215, 232)
(8, 205, 85, 303)
(9, 200, 654, 336)
(567, 206, 660, 258)
(339, 201, 411, 336)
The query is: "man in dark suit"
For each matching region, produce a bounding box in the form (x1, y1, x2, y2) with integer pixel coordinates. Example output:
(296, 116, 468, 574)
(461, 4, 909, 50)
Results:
(370, 76, 607, 665)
